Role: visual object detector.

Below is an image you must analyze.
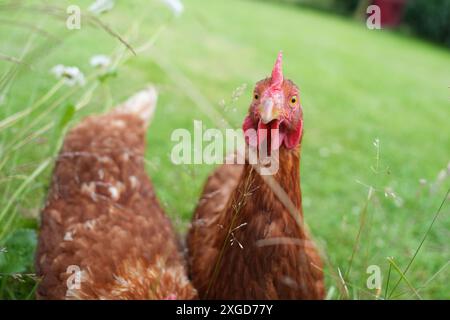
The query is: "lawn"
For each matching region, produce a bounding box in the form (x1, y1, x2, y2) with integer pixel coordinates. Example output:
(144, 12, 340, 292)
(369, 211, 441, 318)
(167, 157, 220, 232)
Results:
(0, 0, 449, 299)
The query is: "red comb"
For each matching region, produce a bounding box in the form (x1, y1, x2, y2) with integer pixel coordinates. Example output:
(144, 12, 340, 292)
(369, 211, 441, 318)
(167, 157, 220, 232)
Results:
(270, 51, 283, 90)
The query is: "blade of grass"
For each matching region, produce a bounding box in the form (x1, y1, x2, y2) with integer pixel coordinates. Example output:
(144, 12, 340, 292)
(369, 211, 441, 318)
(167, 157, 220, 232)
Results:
(387, 257, 422, 300)
(418, 260, 449, 292)
(11, 122, 53, 152)
(0, 28, 36, 92)
(0, 18, 59, 40)
(25, 279, 39, 300)
(313, 262, 385, 300)
(384, 259, 392, 299)
(87, 15, 136, 56)
(2, 78, 97, 158)
(0, 53, 28, 66)
(0, 80, 64, 132)
(337, 267, 350, 299)
(390, 260, 449, 299)
(0, 158, 51, 242)
(345, 186, 373, 279)
(388, 188, 449, 298)
(8, 3, 136, 56)
(325, 286, 336, 300)
(0, 175, 28, 184)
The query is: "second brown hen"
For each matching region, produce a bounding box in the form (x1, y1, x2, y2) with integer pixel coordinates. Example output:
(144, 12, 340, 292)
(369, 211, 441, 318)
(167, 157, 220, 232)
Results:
(36, 87, 197, 300)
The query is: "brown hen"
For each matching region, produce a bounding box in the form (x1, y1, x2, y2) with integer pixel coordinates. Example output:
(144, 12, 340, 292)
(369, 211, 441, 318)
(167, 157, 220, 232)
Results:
(35, 87, 197, 300)
(187, 53, 325, 299)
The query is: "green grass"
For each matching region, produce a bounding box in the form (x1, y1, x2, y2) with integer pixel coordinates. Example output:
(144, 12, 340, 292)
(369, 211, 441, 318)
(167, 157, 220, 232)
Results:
(0, 0, 449, 299)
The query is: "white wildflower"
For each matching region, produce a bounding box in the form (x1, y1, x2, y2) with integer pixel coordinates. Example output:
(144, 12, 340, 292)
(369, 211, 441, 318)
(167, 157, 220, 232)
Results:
(90, 54, 111, 68)
(88, 0, 115, 15)
(419, 178, 427, 185)
(51, 64, 85, 87)
(162, 0, 184, 17)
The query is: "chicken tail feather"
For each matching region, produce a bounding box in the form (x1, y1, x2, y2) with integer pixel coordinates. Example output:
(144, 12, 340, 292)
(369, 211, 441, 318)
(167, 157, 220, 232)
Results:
(115, 85, 158, 127)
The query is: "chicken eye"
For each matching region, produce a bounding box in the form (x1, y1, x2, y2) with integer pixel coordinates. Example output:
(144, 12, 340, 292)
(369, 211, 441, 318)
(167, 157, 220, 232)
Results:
(290, 96, 297, 105)
(254, 94, 259, 100)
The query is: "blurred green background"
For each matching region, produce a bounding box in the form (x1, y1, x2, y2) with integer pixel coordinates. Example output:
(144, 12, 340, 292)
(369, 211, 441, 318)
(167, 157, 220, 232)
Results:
(0, 0, 449, 299)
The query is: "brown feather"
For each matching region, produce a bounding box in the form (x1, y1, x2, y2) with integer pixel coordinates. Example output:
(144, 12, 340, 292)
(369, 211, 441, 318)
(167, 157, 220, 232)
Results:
(35, 89, 197, 300)
(187, 148, 324, 299)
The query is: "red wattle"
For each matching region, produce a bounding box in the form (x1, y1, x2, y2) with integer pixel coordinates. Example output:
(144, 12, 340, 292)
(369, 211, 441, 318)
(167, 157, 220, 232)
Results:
(283, 119, 303, 149)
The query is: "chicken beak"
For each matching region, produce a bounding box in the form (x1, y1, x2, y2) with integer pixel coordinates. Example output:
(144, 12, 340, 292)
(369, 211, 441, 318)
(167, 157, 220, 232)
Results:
(259, 98, 280, 124)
